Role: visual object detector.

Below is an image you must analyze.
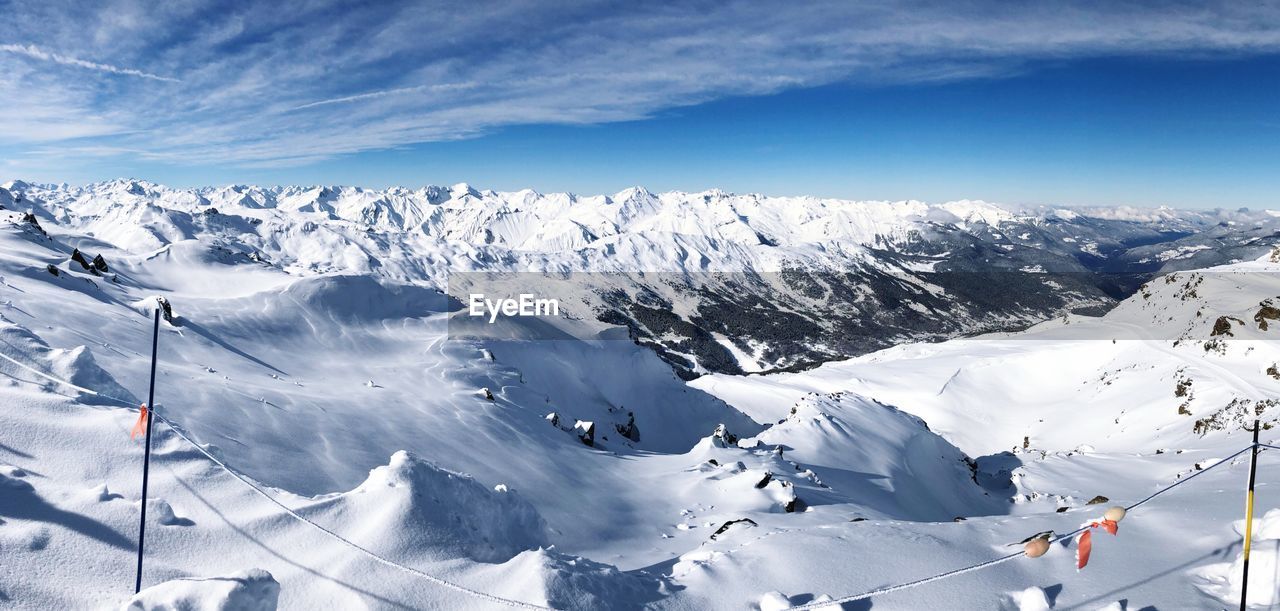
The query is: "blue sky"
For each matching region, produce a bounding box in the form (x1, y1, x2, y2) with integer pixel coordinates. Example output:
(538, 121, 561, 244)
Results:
(1, 1, 1278, 208)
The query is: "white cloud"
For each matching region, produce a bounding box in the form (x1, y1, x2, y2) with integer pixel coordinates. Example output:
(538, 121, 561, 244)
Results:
(2, 0, 1279, 169)
(291, 82, 477, 110)
(0, 43, 179, 82)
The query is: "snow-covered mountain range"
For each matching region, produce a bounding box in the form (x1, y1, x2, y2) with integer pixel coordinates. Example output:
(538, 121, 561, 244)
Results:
(6, 179, 1280, 375)
(4, 180, 1280, 609)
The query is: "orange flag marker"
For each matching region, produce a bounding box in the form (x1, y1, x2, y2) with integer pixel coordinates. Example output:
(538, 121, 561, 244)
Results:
(1075, 518, 1119, 569)
(130, 404, 149, 440)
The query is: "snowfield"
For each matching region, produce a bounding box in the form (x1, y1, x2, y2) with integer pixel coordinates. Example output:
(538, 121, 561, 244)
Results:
(3, 181, 1280, 609)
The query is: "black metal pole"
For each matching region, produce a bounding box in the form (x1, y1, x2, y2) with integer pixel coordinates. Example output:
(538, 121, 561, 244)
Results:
(1241, 418, 1260, 611)
(135, 308, 161, 594)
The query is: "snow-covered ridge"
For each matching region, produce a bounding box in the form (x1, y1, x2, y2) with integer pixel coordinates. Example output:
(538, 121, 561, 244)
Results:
(4, 178, 1264, 262)
(6, 178, 1280, 377)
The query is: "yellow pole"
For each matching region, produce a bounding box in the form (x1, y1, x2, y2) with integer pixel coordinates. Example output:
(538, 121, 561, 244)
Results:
(1240, 419, 1260, 611)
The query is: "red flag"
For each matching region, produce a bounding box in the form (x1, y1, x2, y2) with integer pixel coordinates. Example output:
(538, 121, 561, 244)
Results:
(1076, 518, 1119, 569)
(1076, 529, 1092, 569)
(130, 404, 149, 440)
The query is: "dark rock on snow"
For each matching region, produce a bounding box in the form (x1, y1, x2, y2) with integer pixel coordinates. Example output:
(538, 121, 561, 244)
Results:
(574, 420, 595, 447)
(70, 248, 92, 271)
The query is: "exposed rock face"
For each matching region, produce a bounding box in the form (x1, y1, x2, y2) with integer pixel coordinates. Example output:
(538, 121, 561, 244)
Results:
(574, 420, 595, 447)
(711, 423, 738, 447)
(615, 411, 640, 442)
(70, 249, 91, 271)
(20, 212, 47, 237)
(782, 487, 798, 513)
(1175, 371, 1195, 416)
(156, 296, 175, 323)
(1256, 301, 1280, 331)
(1193, 398, 1278, 436)
(754, 472, 773, 489)
(709, 518, 758, 540)
(91, 254, 109, 272)
(1211, 316, 1243, 337)
(45, 264, 59, 277)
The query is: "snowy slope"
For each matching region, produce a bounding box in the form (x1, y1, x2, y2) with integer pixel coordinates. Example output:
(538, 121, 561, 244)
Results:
(5, 183, 1280, 610)
(691, 252, 1280, 608)
(694, 257, 1280, 458)
(0, 194, 996, 609)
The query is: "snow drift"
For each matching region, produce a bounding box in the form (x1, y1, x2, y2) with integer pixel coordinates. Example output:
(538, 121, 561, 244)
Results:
(1191, 508, 1280, 608)
(122, 569, 280, 611)
(317, 450, 548, 563)
(756, 392, 1003, 521)
(0, 322, 137, 407)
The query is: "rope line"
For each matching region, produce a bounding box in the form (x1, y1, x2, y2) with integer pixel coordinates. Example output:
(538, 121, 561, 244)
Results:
(0, 349, 132, 404)
(150, 412, 552, 610)
(1, 348, 551, 610)
(788, 549, 1029, 609)
(2, 345, 1266, 610)
(1123, 445, 1254, 514)
(786, 443, 1257, 610)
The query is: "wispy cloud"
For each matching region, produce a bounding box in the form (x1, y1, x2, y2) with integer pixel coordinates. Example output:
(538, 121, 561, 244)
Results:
(2, 0, 1280, 172)
(0, 43, 179, 82)
(291, 82, 476, 110)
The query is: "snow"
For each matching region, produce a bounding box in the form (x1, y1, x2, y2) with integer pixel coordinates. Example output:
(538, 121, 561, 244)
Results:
(998, 586, 1051, 611)
(1191, 508, 1280, 608)
(1, 179, 1179, 282)
(1156, 244, 1213, 261)
(5, 182, 1280, 609)
(713, 333, 764, 373)
(327, 450, 548, 563)
(123, 569, 280, 611)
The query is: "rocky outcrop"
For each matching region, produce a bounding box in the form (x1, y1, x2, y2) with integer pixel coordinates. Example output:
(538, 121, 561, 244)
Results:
(156, 296, 175, 323)
(1256, 301, 1280, 331)
(711, 423, 738, 447)
(20, 212, 47, 238)
(709, 518, 758, 540)
(1211, 316, 1244, 337)
(1194, 398, 1278, 436)
(614, 411, 640, 442)
(70, 249, 92, 272)
(574, 420, 595, 447)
